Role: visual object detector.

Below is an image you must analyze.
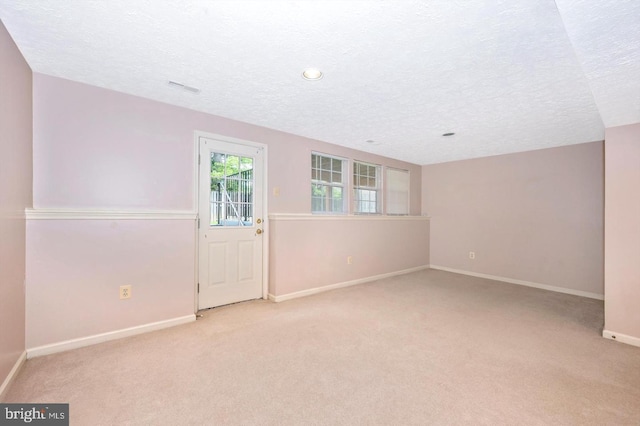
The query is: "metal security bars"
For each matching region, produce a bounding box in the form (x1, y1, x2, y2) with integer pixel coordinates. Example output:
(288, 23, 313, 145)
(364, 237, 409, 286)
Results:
(210, 153, 254, 226)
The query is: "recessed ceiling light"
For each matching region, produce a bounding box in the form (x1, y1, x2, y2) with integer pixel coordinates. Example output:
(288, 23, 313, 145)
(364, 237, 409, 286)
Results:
(302, 68, 323, 81)
(442, 132, 455, 137)
(168, 80, 200, 94)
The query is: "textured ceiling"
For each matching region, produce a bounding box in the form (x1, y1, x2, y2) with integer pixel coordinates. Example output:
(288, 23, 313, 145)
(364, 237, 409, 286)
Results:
(1, 0, 638, 165)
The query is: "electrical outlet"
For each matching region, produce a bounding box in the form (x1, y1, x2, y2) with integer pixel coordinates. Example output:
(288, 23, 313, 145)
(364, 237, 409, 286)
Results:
(469, 251, 475, 260)
(347, 256, 353, 265)
(120, 285, 132, 300)
(273, 187, 280, 197)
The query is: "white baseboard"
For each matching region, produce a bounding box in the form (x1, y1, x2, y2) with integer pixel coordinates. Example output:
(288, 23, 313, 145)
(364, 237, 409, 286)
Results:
(603, 330, 640, 348)
(0, 351, 26, 401)
(429, 265, 604, 300)
(268, 265, 430, 302)
(27, 315, 196, 359)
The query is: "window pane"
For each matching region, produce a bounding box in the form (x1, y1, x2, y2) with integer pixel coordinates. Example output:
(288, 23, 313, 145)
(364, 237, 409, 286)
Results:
(312, 184, 326, 197)
(312, 184, 326, 212)
(312, 153, 346, 213)
(332, 187, 343, 212)
(321, 156, 332, 170)
(210, 152, 254, 226)
(386, 168, 409, 215)
(354, 161, 381, 214)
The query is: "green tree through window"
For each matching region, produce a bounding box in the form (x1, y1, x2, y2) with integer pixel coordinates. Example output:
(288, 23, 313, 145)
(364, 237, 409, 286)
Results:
(210, 153, 254, 226)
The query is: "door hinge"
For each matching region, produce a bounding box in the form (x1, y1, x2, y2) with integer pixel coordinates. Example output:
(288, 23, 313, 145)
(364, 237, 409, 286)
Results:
(198, 154, 201, 165)
(197, 283, 200, 293)
(198, 217, 200, 228)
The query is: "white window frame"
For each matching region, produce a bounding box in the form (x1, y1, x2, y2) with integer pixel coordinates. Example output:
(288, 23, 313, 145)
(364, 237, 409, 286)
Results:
(385, 167, 410, 215)
(311, 152, 348, 214)
(353, 160, 382, 214)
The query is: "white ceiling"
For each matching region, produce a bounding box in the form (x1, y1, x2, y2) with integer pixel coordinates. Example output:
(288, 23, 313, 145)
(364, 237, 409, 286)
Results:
(1, 0, 638, 165)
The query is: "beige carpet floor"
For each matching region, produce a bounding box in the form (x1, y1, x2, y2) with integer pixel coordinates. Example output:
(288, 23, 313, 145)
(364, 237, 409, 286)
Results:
(5, 269, 640, 425)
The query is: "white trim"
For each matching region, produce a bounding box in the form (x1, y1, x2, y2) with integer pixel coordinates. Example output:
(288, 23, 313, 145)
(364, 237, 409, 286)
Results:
(193, 131, 199, 214)
(603, 330, 640, 348)
(429, 265, 604, 300)
(262, 144, 270, 300)
(25, 208, 197, 220)
(268, 213, 429, 221)
(27, 315, 195, 359)
(193, 132, 201, 313)
(192, 217, 199, 313)
(0, 351, 26, 401)
(268, 265, 429, 302)
(193, 131, 269, 306)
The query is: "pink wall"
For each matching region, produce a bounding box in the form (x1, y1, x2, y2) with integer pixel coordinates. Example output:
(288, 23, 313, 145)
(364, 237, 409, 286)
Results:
(26, 219, 195, 348)
(0, 21, 32, 392)
(27, 73, 423, 348)
(422, 142, 604, 296)
(270, 217, 430, 297)
(604, 124, 640, 340)
(33, 74, 421, 214)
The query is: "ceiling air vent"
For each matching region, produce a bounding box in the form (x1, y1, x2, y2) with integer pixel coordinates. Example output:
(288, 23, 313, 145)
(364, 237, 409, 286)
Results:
(168, 80, 200, 94)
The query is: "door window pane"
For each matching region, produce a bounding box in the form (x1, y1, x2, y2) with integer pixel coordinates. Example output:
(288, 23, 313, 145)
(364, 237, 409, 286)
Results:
(210, 152, 254, 226)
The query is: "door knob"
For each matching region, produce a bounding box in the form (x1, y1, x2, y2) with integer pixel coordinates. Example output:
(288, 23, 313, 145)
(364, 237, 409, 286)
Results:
(256, 229, 263, 235)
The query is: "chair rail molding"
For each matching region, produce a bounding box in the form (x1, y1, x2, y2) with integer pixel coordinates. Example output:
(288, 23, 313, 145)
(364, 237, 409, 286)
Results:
(25, 208, 197, 220)
(268, 213, 429, 221)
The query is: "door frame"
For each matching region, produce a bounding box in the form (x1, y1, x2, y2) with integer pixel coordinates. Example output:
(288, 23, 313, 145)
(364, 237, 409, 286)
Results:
(193, 131, 269, 312)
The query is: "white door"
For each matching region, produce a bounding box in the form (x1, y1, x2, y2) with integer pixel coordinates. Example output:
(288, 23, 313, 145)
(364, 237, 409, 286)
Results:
(198, 136, 265, 310)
